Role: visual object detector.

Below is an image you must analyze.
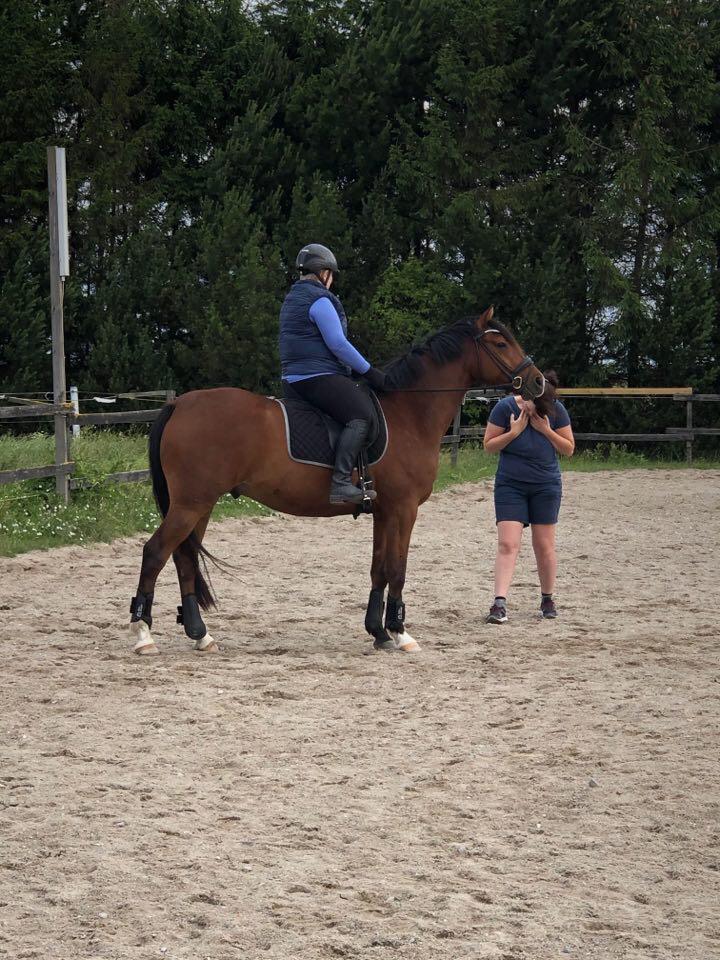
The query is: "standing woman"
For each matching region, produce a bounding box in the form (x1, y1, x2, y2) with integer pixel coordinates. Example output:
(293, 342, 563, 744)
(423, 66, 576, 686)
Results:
(483, 371, 575, 622)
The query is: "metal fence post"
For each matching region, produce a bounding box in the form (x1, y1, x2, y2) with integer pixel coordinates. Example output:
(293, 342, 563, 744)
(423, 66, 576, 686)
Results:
(686, 396, 693, 465)
(47, 146, 70, 504)
(70, 385, 80, 438)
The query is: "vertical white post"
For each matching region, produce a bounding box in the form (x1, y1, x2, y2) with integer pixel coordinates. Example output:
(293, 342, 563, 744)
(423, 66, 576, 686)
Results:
(47, 146, 70, 504)
(70, 385, 80, 438)
(55, 148, 70, 279)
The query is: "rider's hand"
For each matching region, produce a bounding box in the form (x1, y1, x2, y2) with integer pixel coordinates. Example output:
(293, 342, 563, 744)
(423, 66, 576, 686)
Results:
(508, 409, 529, 437)
(364, 366, 387, 392)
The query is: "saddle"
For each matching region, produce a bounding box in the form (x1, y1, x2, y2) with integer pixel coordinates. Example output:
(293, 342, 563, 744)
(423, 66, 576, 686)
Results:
(275, 386, 388, 508)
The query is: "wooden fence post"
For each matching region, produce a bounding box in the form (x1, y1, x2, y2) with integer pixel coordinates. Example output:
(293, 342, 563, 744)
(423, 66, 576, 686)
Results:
(47, 146, 70, 504)
(450, 407, 462, 467)
(686, 396, 693, 465)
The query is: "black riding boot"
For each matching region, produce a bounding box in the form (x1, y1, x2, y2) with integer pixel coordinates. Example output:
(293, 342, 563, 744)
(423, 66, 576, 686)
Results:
(329, 419, 377, 504)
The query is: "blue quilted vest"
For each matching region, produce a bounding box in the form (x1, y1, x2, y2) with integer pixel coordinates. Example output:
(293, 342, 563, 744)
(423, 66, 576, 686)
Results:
(279, 279, 350, 379)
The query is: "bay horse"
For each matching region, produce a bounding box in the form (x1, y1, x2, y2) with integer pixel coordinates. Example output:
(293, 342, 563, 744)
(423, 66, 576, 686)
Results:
(129, 307, 545, 655)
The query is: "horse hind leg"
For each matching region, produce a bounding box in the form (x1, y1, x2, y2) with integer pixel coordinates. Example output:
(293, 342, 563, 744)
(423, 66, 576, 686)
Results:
(130, 505, 207, 656)
(172, 510, 220, 653)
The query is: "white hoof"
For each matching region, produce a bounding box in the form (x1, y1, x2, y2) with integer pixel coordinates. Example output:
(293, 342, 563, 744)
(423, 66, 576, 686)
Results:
(390, 629, 421, 653)
(194, 632, 219, 653)
(131, 620, 159, 655)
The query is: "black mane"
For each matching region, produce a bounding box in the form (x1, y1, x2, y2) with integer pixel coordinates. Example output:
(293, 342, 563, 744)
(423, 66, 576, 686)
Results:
(382, 317, 480, 389)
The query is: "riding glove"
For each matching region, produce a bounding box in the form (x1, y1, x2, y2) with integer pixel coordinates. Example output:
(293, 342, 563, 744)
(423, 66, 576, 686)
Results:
(364, 366, 388, 392)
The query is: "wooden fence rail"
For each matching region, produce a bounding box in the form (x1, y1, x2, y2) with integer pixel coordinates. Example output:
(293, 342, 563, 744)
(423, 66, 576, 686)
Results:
(0, 403, 63, 420)
(70, 410, 162, 427)
(0, 463, 75, 485)
(450, 389, 718, 465)
(1, 388, 718, 499)
(70, 469, 151, 491)
(0, 390, 174, 500)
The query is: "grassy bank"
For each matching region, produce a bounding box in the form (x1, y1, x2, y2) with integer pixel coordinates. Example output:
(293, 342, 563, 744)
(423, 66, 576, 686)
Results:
(1, 431, 717, 557)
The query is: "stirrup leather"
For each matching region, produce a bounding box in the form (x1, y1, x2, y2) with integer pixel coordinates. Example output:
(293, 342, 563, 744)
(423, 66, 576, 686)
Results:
(353, 446, 375, 517)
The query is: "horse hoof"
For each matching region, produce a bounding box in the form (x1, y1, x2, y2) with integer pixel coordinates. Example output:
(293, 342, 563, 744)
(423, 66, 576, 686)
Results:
(390, 630, 421, 653)
(194, 633, 219, 653)
(130, 620, 159, 656)
(136, 642, 160, 656)
(195, 641, 219, 654)
(373, 637, 398, 653)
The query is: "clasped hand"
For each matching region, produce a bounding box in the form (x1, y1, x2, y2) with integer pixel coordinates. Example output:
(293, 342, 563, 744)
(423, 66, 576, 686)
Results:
(509, 406, 552, 437)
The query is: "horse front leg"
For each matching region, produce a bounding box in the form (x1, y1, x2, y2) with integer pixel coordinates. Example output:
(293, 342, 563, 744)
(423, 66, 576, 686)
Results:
(384, 504, 420, 653)
(365, 511, 393, 651)
(365, 506, 420, 653)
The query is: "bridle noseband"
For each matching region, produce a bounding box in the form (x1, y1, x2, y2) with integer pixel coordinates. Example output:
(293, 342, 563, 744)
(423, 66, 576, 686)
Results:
(474, 328, 541, 395)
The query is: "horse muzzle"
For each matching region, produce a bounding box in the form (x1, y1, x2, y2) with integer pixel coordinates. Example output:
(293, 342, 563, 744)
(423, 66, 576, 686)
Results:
(518, 370, 546, 400)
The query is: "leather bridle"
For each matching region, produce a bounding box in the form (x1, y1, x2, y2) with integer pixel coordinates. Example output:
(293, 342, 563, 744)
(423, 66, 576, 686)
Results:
(474, 327, 544, 397)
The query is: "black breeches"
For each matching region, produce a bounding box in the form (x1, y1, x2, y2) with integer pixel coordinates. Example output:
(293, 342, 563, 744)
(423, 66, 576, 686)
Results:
(285, 375, 375, 427)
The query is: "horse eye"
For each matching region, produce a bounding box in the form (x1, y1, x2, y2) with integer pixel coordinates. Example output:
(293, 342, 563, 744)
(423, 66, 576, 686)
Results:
(495, 341, 507, 349)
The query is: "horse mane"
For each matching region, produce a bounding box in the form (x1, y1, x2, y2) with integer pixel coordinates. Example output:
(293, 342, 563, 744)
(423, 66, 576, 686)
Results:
(383, 315, 515, 389)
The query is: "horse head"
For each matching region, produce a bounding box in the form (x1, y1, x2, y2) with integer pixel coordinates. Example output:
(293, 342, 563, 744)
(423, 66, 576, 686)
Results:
(472, 307, 546, 402)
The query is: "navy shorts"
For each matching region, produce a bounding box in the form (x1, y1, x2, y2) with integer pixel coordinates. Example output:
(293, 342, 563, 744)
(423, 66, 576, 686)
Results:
(494, 477, 562, 527)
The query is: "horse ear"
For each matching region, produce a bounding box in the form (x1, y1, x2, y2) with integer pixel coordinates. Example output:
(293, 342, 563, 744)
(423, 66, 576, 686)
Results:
(479, 306, 494, 326)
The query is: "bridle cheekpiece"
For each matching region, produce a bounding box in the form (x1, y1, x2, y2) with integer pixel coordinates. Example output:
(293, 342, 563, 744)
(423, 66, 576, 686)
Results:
(474, 327, 543, 396)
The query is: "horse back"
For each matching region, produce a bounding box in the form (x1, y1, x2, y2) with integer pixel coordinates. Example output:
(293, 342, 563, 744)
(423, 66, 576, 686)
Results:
(161, 388, 286, 500)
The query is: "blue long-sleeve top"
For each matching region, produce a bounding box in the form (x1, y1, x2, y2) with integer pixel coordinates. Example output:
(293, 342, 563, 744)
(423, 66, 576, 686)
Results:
(284, 297, 371, 382)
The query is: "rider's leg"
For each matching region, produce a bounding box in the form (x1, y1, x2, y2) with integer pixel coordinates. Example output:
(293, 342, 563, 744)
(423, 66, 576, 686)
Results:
(328, 419, 373, 503)
(289, 374, 377, 504)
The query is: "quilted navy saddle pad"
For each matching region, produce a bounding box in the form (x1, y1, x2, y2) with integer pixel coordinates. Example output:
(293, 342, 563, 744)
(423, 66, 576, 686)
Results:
(275, 390, 388, 468)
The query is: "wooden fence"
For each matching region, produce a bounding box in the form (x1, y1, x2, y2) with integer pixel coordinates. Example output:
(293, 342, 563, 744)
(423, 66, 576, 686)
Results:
(1, 386, 718, 502)
(443, 387, 720, 466)
(0, 390, 175, 502)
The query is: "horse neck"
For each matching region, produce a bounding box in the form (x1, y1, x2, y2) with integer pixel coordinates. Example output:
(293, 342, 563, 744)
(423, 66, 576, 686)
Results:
(391, 354, 474, 441)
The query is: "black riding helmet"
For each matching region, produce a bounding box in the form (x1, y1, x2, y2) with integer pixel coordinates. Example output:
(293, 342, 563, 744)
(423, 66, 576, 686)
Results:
(295, 243, 339, 276)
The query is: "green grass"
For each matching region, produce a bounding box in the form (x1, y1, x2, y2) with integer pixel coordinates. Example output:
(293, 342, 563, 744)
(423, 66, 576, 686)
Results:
(435, 441, 719, 489)
(0, 429, 269, 557)
(1, 431, 717, 557)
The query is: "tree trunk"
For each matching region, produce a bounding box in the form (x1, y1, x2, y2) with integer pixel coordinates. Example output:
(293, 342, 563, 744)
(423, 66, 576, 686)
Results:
(628, 190, 650, 385)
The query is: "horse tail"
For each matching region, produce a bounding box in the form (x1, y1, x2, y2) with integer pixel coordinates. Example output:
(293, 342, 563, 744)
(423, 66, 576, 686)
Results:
(148, 403, 175, 518)
(148, 402, 218, 611)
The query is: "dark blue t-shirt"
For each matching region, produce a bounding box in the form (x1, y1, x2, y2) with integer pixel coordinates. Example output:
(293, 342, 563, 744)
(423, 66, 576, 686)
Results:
(488, 396, 571, 483)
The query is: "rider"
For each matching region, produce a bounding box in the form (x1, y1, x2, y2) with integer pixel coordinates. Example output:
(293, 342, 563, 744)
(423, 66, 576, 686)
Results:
(279, 243, 387, 504)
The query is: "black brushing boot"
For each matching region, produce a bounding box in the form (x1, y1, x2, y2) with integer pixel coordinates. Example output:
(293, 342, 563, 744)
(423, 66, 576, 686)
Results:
(177, 593, 207, 641)
(130, 591, 158, 655)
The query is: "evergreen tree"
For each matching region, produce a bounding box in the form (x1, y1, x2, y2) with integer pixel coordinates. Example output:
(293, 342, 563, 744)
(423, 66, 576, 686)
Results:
(362, 258, 471, 362)
(0, 0, 718, 413)
(181, 187, 284, 392)
(0, 1, 71, 391)
(0, 230, 51, 390)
